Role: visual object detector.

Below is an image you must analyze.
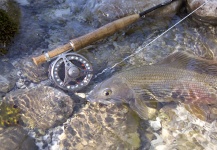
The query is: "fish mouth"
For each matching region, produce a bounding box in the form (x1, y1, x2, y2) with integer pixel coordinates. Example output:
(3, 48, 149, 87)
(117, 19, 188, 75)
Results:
(86, 95, 121, 105)
(85, 94, 95, 102)
(85, 93, 100, 103)
(85, 90, 96, 102)
(86, 96, 111, 104)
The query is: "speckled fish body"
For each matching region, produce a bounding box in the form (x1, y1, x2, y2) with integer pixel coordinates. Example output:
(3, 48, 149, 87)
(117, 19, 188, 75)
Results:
(87, 52, 217, 121)
(116, 65, 217, 105)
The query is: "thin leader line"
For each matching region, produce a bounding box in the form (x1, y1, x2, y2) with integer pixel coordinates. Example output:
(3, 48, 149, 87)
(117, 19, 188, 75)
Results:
(94, 2, 206, 78)
(110, 2, 206, 69)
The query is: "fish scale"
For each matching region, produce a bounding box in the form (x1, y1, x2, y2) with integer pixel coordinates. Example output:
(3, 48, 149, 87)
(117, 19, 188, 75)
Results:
(117, 65, 217, 105)
(87, 52, 217, 122)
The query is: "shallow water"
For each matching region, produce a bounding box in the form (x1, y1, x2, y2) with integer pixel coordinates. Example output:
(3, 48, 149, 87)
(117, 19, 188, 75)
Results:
(1, 0, 217, 149)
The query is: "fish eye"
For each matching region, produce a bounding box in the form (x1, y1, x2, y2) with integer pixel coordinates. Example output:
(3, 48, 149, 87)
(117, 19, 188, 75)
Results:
(103, 88, 112, 96)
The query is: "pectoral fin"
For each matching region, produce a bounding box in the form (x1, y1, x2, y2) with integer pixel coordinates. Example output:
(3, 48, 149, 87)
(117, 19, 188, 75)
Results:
(129, 88, 159, 120)
(129, 98, 158, 120)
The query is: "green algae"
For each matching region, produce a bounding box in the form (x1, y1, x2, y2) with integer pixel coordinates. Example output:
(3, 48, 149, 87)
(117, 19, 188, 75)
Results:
(0, 0, 20, 55)
(0, 102, 21, 127)
(0, 9, 18, 44)
(0, 48, 8, 55)
(6, 0, 21, 26)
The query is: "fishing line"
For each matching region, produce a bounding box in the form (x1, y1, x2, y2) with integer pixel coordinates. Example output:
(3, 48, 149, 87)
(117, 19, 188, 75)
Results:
(94, 2, 206, 78)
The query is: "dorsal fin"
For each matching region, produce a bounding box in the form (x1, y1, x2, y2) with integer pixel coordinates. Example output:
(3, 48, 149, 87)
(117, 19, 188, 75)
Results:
(156, 51, 217, 76)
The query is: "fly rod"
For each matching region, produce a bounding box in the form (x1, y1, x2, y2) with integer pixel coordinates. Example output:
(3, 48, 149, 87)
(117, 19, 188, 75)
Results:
(32, 0, 179, 66)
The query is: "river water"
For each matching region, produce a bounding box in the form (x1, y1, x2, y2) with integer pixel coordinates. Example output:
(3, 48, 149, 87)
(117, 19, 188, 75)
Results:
(2, 0, 217, 149)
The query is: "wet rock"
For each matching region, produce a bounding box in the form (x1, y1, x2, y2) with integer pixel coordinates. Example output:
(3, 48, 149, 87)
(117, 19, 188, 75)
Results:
(0, 0, 8, 11)
(0, 127, 38, 150)
(59, 103, 143, 150)
(155, 104, 217, 149)
(0, 59, 17, 96)
(4, 86, 74, 135)
(127, 18, 217, 67)
(16, 78, 28, 89)
(16, 57, 49, 82)
(187, 0, 217, 25)
(35, 126, 64, 150)
(193, 26, 217, 60)
(82, 0, 183, 25)
(14, 0, 30, 6)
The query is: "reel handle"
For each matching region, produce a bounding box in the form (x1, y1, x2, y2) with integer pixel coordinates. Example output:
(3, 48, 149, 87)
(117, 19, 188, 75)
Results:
(32, 14, 140, 66)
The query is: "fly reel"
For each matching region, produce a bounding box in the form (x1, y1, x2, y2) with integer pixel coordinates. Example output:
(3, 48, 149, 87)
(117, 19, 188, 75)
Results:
(49, 53, 93, 91)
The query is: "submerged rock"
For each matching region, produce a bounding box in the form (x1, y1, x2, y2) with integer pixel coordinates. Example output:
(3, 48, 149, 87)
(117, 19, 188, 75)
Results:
(0, 0, 8, 10)
(13, 0, 30, 6)
(0, 127, 38, 150)
(187, 0, 217, 25)
(16, 57, 49, 82)
(156, 104, 217, 149)
(82, 0, 183, 25)
(4, 86, 74, 135)
(0, 59, 17, 96)
(59, 103, 144, 150)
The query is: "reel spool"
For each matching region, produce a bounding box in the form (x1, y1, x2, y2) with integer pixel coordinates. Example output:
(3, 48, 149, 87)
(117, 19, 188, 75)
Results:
(49, 53, 93, 91)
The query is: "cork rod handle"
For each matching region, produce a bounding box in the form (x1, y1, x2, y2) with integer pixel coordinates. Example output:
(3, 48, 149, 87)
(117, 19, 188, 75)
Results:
(70, 14, 140, 51)
(32, 14, 140, 66)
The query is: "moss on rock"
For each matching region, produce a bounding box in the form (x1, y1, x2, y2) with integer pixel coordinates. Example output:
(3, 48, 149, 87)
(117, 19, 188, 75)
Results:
(0, 102, 21, 127)
(0, 0, 20, 55)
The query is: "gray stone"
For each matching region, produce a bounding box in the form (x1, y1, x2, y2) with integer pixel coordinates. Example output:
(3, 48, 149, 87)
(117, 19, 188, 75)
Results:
(0, 0, 8, 10)
(82, 0, 183, 25)
(16, 57, 49, 82)
(13, 0, 30, 6)
(0, 59, 17, 94)
(0, 127, 38, 150)
(0, 0, 8, 11)
(56, 0, 65, 4)
(4, 86, 74, 135)
(187, 0, 217, 25)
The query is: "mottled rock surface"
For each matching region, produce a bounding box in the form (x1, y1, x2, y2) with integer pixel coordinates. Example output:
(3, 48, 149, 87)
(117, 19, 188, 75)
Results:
(187, 0, 217, 24)
(4, 86, 74, 135)
(0, 0, 8, 11)
(13, 0, 30, 6)
(155, 104, 217, 149)
(128, 19, 217, 66)
(82, 0, 183, 25)
(59, 103, 146, 150)
(1, 0, 217, 149)
(16, 57, 49, 82)
(0, 59, 17, 95)
(0, 127, 38, 150)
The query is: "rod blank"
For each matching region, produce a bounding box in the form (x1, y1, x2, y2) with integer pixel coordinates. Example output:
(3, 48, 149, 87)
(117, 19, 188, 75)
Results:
(32, 0, 178, 66)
